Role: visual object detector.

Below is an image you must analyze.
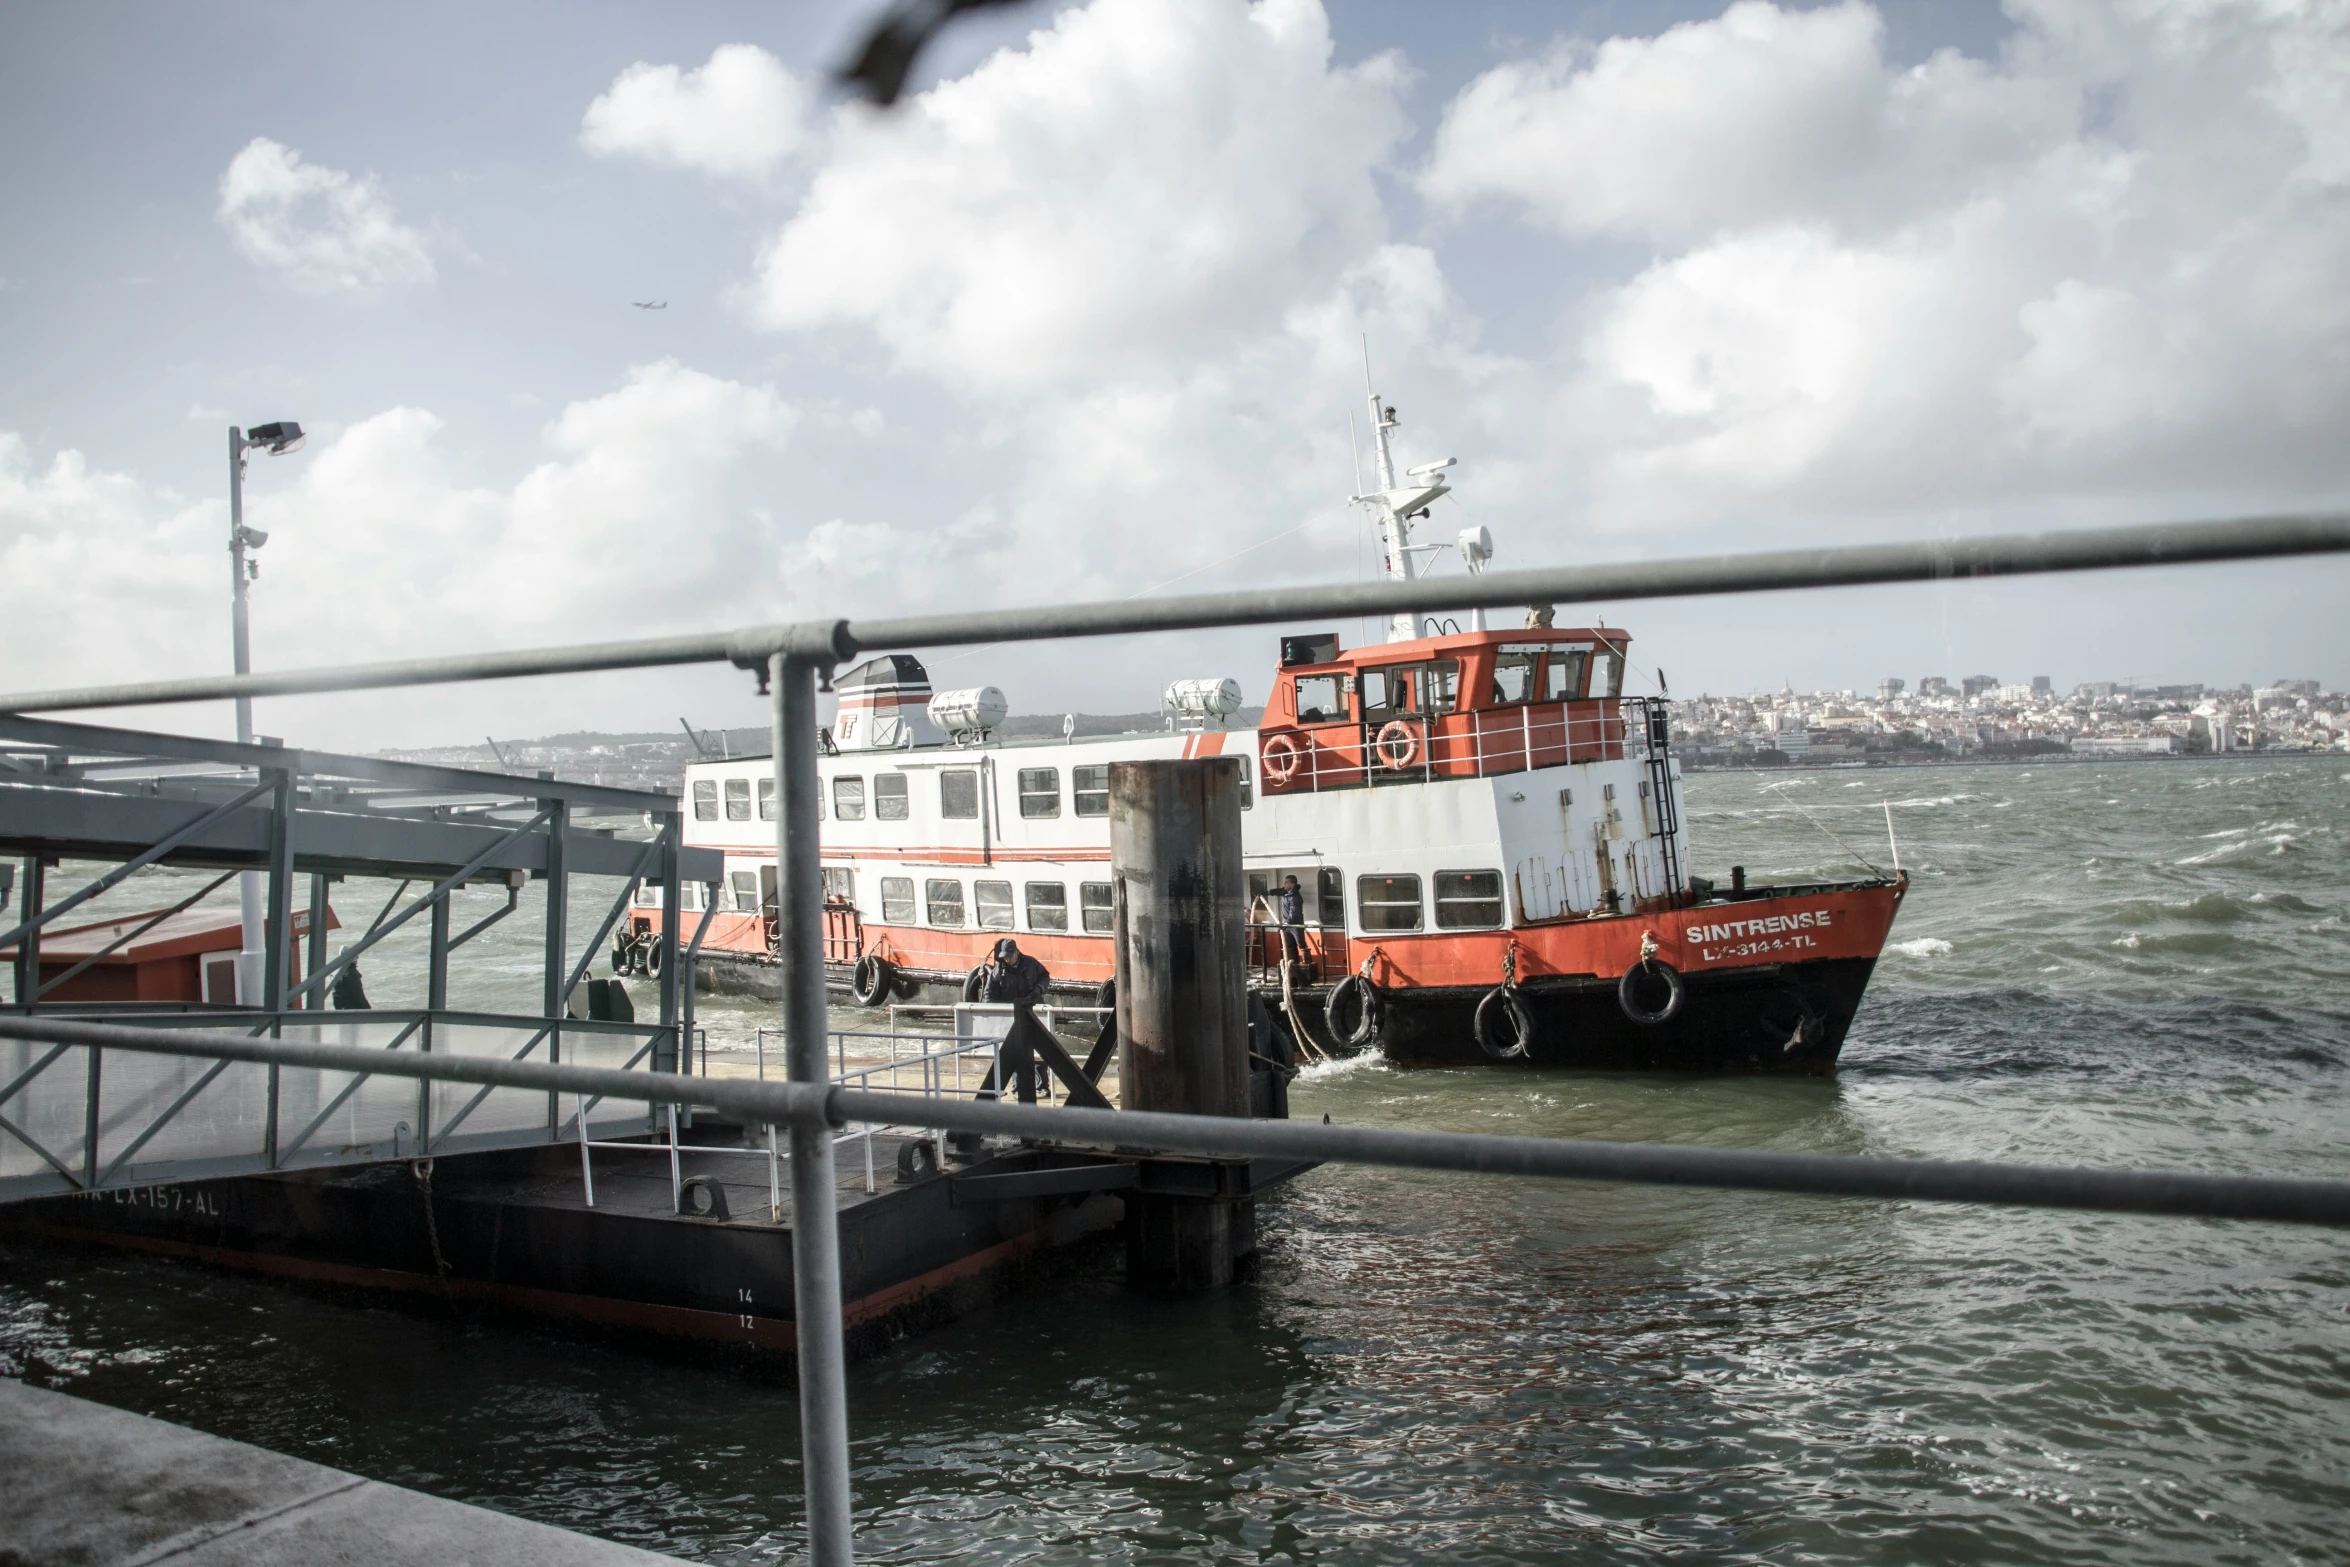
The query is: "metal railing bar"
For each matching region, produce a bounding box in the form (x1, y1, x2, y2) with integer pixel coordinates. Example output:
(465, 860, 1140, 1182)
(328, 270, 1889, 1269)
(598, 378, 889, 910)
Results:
(0, 1042, 72, 1111)
(34, 869, 241, 1000)
(0, 514, 2341, 715)
(0, 780, 274, 954)
(95, 1056, 234, 1187)
(277, 1015, 429, 1159)
(0, 1108, 83, 1188)
(427, 1024, 556, 1150)
(284, 809, 553, 1007)
(3, 1016, 2347, 1227)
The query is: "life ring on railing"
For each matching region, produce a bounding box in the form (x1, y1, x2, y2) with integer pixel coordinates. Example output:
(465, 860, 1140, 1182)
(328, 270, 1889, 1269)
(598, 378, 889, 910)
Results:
(1261, 732, 1304, 785)
(851, 954, 894, 1007)
(1325, 972, 1384, 1051)
(1373, 721, 1420, 771)
(1617, 959, 1685, 1027)
(1475, 985, 1535, 1061)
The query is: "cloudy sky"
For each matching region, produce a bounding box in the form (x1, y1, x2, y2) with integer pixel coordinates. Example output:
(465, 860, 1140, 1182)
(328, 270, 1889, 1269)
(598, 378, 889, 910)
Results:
(2, 0, 2345, 749)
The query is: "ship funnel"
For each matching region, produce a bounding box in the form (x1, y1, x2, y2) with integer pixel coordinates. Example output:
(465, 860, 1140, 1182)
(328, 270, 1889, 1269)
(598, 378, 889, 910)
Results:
(833, 654, 943, 751)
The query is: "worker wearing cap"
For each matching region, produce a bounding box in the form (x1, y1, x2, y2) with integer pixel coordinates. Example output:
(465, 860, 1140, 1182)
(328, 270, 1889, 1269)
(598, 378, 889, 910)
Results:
(979, 937, 1050, 1004)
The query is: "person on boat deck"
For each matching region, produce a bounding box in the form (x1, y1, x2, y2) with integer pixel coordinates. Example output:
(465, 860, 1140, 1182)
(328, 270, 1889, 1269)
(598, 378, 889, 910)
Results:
(1277, 875, 1307, 967)
(980, 938, 1050, 1004)
(330, 960, 370, 1011)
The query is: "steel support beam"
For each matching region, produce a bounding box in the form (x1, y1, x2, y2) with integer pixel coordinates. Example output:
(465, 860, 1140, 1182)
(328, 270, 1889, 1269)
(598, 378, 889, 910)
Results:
(774, 653, 855, 1567)
(543, 797, 568, 1135)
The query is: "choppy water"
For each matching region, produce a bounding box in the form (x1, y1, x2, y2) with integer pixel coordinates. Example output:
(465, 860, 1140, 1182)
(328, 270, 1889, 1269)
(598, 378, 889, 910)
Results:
(6, 757, 2349, 1565)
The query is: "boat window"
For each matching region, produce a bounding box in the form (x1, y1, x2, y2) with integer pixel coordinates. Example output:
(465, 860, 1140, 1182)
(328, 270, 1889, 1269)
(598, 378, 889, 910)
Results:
(1418, 660, 1461, 713)
(1236, 757, 1251, 811)
(822, 867, 855, 903)
(1435, 870, 1505, 929)
(1073, 764, 1110, 818)
(940, 769, 980, 820)
(833, 776, 866, 821)
(1356, 874, 1423, 932)
(1591, 650, 1624, 699)
(1545, 650, 1588, 702)
(925, 878, 965, 927)
(1360, 668, 1398, 714)
(692, 780, 718, 822)
(730, 870, 760, 912)
(1318, 867, 1345, 927)
(875, 772, 910, 821)
(724, 778, 751, 821)
(1294, 674, 1347, 724)
(1080, 880, 1115, 934)
(1025, 882, 1068, 932)
(880, 876, 915, 923)
(1018, 767, 1060, 818)
(758, 777, 777, 821)
(974, 879, 1014, 931)
(635, 881, 661, 907)
(1492, 650, 1540, 705)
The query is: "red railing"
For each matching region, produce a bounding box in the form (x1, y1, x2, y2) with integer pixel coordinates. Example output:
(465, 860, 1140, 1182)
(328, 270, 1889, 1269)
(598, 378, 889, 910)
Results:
(1260, 701, 1627, 795)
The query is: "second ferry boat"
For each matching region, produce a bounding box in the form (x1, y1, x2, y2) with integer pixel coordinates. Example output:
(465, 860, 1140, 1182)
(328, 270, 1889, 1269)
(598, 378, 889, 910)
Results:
(633, 385, 1908, 1071)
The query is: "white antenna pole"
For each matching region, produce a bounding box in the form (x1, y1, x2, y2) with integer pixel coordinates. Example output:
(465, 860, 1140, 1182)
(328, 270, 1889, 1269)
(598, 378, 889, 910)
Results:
(1882, 799, 1901, 876)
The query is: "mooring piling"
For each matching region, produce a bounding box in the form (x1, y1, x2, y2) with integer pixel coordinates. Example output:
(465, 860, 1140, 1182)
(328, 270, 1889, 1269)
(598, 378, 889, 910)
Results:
(1109, 756, 1255, 1290)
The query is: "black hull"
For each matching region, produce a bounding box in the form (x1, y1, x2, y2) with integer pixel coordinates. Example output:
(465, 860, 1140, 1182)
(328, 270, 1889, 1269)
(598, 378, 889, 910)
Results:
(1315, 956, 1879, 1073)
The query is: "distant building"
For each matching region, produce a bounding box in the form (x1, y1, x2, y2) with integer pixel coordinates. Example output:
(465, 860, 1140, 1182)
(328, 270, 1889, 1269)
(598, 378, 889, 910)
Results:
(1919, 676, 1952, 698)
(1878, 677, 1905, 701)
(2031, 675, 2052, 697)
(1961, 675, 1999, 699)
(2075, 681, 2118, 701)
(2072, 735, 2180, 756)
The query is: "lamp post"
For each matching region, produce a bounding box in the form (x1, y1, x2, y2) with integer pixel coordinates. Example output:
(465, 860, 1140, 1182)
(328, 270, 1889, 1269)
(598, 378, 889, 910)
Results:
(228, 421, 304, 1005)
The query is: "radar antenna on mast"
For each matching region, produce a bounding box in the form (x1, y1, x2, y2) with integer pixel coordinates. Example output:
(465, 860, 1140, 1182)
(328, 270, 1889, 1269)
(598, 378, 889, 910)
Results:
(1350, 340, 1457, 643)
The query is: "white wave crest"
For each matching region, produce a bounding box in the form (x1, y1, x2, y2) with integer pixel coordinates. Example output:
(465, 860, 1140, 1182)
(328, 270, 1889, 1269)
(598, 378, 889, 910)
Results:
(1891, 937, 1953, 957)
(1296, 1048, 1387, 1081)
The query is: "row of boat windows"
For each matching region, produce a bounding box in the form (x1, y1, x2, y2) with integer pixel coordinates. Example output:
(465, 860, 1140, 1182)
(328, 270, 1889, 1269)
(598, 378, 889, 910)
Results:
(679, 867, 1508, 934)
(1293, 649, 1623, 725)
(690, 763, 1252, 825)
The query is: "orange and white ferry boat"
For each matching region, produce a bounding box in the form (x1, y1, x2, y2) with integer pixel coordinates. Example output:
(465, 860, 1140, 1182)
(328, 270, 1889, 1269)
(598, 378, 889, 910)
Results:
(634, 385, 1907, 1071)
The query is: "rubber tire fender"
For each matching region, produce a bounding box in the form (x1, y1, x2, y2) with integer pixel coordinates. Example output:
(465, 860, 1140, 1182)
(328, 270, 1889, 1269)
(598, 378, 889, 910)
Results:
(610, 939, 631, 975)
(1617, 960, 1686, 1027)
(962, 963, 988, 1004)
(641, 939, 665, 980)
(1474, 985, 1536, 1062)
(1325, 972, 1384, 1052)
(851, 954, 894, 1007)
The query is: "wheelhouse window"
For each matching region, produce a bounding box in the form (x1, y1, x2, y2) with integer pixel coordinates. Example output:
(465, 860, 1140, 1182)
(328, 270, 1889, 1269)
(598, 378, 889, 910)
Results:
(1294, 674, 1347, 724)
(875, 772, 910, 821)
(692, 780, 718, 821)
(725, 778, 751, 821)
(832, 776, 866, 821)
(1356, 874, 1423, 932)
(1018, 767, 1060, 818)
(880, 876, 915, 923)
(730, 870, 760, 912)
(940, 769, 980, 820)
(1073, 764, 1110, 818)
(925, 878, 965, 927)
(1491, 649, 1541, 705)
(758, 777, 777, 821)
(1025, 882, 1068, 932)
(1545, 650, 1589, 702)
(1418, 660, 1461, 713)
(1591, 650, 1624, 699)
(1434, 870, 1505, 929)
(973, 879, 1015, 930)
(1080, 881, 1115, 934)
(1360, 667, 1401, 716)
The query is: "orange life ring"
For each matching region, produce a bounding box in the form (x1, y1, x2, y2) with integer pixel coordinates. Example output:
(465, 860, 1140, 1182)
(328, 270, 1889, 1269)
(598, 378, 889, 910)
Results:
(1261, 731, 1303, 784)
(1374, 720, 1420, 770)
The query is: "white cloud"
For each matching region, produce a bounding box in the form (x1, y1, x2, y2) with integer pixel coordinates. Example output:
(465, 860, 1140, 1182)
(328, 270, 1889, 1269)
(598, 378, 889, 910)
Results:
(216, 137, 435, 294)
(581, 44, 813, 182)
(1421, 0, 2350, 527)
(749, 0, 1411, 388)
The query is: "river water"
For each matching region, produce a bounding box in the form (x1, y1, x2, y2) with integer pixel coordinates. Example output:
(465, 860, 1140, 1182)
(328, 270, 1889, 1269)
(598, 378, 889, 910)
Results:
(5, 757, 2348, 1565)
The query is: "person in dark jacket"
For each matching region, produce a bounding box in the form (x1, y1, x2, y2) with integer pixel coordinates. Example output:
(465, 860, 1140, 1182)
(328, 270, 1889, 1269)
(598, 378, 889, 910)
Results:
(979, 937, 1050, 1003)
(1277, 875, 1307, 967)
(330, 960, 371, 1010)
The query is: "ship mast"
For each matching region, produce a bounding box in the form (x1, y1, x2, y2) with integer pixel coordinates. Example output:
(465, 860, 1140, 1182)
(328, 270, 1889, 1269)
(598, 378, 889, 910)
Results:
(1352, 347, 1453, 643)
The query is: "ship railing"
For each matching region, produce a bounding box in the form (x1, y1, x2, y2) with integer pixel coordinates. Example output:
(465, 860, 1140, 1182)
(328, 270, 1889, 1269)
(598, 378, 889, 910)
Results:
(7, 512, 2347, 1567)
(1272, 701, 1629, 795)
